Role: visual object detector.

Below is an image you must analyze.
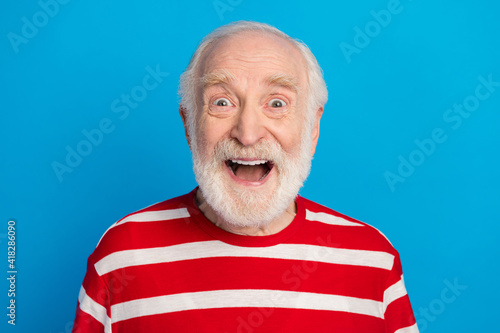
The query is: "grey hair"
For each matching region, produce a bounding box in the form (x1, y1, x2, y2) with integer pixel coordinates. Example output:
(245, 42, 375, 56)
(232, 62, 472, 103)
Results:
(178, 21, 328, 136)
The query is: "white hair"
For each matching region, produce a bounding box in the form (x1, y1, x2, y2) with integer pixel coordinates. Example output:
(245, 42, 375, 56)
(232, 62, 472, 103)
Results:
(178, 21, 328, 137)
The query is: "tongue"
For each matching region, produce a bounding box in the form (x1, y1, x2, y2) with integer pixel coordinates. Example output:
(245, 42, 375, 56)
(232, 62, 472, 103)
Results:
(234, 164, 267, 182)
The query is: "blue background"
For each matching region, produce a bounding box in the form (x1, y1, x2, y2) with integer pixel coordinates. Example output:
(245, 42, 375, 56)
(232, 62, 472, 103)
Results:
(1, 0, 499, 332)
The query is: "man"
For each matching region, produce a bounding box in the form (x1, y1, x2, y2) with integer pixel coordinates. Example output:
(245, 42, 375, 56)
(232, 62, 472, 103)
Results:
(72, 21, 418, 332)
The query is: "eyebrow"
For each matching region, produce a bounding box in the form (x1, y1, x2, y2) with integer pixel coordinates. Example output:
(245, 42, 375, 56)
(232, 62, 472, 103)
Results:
(265, 73, 299, 93)
(200, 69, 236, 88)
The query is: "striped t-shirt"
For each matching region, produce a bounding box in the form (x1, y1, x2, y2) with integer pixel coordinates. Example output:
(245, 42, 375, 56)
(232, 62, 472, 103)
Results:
(72, 188, 418, 333)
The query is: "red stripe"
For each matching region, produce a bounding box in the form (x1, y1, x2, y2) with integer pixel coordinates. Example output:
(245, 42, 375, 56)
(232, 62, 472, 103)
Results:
(72, 189, 417, 333)
(385, 295, 417, 332)
(112, 308, 385, 333)
(103, 258, 389, 306)
(71, 303, 104, 333)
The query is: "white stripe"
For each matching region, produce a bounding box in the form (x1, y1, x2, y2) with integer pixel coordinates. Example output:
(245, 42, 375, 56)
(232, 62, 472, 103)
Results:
(306, 210, 364, 226)
(111, 289, 383, 323)
(395, 323, 419, 333)
(383, 276, 408, 314)
(78, 286, 112, 333)
(97, 208, 190, 246)
(95, 240, 394, 276)
(116, 208, 190, 226)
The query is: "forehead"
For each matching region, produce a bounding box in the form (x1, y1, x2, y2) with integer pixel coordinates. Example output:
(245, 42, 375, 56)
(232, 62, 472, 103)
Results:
(198, 31, 308, 86)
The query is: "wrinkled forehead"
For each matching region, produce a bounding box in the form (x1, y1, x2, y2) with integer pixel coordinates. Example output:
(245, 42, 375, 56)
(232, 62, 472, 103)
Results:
(196, 31, 309, 89)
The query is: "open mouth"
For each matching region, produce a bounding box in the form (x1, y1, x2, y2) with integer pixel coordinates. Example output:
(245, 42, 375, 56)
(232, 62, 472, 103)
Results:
(226, 159, 274, 183)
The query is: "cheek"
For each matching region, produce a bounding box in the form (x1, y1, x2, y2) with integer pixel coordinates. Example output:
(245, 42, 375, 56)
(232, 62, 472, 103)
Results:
(201, 116, 232, 141)
(195, 123, 225, 159)
(283, 136, 303, 156)
(273, 122, 304, 154)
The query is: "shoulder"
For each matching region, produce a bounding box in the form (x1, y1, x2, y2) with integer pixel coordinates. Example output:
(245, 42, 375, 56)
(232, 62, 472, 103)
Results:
(89, 190, 198, 263)
(298, 196, 397, 256)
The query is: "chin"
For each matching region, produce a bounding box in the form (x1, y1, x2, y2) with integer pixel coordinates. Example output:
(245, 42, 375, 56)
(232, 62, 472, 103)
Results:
(196, 163, 303, 229)
(215, 184, 283, 228)
(192, 137, 312, 228)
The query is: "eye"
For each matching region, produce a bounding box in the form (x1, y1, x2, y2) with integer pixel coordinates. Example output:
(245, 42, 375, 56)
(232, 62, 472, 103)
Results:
(213, 98, 233, 107)
(268, 99, 287, 108)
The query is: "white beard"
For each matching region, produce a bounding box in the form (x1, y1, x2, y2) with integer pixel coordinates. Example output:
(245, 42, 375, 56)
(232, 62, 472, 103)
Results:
(191, 130, 313, 229)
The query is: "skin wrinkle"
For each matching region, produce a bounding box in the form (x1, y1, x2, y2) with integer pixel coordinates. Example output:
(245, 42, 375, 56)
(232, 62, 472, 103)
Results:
(200, 82, 303, 148)
(179, 25, 328, 155)
(186, 31, 322, 236)
(198, 31, 308, 86)
(202, 71, 299, 95)
(194, 33, 309, 129)
(202, 74, 300, 125)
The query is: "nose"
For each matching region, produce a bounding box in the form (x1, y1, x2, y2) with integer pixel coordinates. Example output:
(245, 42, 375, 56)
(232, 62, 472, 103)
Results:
(230, 102, 266, 146)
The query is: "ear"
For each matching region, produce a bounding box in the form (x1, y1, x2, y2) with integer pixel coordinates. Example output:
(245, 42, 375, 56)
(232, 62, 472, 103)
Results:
(310, 106, 324, 156)
(179, 105, 192, 150)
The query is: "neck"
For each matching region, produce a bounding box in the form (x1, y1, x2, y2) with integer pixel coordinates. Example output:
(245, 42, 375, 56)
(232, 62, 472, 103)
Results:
(195, 188, 297, 236)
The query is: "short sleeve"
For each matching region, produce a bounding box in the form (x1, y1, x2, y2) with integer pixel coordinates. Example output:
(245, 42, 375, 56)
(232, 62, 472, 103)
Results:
(72, 255, 111, 333)
(382, 252, 419, 333)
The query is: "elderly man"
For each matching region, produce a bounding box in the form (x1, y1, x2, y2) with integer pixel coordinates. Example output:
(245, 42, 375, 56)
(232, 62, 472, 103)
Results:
(72, 21, 418, 333)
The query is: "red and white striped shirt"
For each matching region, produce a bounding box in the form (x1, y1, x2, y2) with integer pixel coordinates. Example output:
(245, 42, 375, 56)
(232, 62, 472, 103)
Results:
(72, 189, 418, 332)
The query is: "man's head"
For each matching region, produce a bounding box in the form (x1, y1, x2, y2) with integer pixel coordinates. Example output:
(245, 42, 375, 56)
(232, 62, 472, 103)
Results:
(179, 21, 328, 229)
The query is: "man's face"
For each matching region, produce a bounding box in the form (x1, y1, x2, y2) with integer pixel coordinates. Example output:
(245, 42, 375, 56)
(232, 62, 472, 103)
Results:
(188, 31, 321, 227)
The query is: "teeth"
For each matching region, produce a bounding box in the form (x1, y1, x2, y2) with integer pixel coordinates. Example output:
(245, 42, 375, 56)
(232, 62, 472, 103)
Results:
(231, 159, 267, 166)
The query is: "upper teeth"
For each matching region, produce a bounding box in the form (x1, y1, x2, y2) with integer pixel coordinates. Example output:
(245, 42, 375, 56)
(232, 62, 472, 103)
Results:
(231, 159, 267, 166)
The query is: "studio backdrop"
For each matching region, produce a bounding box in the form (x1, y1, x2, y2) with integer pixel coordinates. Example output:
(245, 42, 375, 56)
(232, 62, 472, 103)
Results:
(1, 0, 499, 332)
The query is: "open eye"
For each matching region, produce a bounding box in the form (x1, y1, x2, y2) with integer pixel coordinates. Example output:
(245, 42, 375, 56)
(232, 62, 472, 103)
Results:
(268, 99, 287, 108)
(213, 98, 233, 107)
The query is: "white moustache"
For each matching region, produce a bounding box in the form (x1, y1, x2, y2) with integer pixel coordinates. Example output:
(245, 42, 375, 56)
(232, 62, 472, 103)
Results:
(212, 139, 287, 164)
